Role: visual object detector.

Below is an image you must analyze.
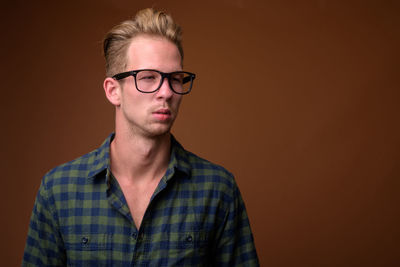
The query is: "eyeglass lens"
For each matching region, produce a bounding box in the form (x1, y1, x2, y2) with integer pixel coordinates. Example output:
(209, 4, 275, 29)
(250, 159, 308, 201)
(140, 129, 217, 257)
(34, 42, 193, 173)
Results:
(134, 70, 191, 93)
(136, 70, 192, 94)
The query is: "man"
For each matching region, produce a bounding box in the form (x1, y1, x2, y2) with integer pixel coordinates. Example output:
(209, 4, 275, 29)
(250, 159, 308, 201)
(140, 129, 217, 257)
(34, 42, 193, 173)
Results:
(23, 8, 259, 266)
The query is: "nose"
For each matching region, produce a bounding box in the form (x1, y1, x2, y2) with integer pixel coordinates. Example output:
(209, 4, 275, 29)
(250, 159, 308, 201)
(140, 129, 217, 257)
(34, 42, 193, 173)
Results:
(156, 77, 174, 99)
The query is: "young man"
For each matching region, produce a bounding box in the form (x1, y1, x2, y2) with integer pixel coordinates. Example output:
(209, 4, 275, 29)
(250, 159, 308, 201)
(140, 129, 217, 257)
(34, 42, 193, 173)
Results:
(23, 8, 259, 266)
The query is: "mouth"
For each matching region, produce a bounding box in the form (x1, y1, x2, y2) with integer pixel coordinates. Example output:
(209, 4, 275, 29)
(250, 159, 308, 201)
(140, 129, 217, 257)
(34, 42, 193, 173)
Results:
(152, 108, 172, 121)
(153, 108, 171, 115)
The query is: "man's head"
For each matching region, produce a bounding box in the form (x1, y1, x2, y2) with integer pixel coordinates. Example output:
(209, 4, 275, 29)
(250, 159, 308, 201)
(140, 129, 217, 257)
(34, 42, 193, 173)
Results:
(103, 8, 183, 77)
(103, 8, 192, 138)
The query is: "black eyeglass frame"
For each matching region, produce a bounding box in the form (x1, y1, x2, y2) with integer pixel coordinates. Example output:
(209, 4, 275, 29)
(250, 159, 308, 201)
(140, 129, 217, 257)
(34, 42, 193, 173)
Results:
(112, 69, 196, 95)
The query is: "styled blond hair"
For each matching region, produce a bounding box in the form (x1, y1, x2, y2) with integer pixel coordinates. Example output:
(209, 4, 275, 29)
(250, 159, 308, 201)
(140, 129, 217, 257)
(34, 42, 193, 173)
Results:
(103, 8, 183, 77)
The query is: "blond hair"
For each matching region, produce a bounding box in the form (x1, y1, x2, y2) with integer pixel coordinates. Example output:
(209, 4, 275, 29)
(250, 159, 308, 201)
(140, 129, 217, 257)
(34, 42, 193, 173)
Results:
(103, 8, 183, 77)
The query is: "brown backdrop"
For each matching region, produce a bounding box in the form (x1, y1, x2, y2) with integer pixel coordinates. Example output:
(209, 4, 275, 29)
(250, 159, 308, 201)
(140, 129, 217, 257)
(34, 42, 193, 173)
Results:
(2, 0, 399, 266)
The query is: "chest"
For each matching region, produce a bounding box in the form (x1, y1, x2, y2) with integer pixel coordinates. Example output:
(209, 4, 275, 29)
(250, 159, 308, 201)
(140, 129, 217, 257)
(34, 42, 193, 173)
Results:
(119, 179, 160, 229)
(59, 178, 220, 265)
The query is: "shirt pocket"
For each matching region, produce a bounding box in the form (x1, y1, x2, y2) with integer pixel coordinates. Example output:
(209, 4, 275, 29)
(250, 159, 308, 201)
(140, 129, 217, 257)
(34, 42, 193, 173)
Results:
(162, 230, 210, 265)
(168, 231, 208, 249)
(63, 233, 113, 266)
(64, 233, 113, 250)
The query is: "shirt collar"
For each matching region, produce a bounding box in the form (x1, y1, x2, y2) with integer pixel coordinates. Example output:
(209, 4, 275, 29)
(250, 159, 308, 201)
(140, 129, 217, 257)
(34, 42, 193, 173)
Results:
(166, 135, 191, 180)
(87, 133, 191, 181)
(87, 133, 114, 179)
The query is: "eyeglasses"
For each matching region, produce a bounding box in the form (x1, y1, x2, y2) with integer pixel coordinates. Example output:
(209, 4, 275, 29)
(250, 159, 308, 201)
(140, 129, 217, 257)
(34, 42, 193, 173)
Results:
(112, 69, 196, 95)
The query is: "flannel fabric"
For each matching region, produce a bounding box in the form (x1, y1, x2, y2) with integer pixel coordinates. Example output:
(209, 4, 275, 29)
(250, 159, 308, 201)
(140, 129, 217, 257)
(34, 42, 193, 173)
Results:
(23, 134, 259, 266)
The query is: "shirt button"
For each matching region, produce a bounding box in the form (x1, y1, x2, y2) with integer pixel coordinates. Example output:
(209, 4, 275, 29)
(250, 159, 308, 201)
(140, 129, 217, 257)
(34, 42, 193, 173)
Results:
(132, 232, 138, 239)
(186, 235, 193, 242)
(82, 237, 89, 244)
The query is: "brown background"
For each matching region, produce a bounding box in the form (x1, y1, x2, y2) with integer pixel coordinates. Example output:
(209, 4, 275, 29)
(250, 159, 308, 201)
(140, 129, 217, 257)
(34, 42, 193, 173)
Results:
(1, 0, 399, 266)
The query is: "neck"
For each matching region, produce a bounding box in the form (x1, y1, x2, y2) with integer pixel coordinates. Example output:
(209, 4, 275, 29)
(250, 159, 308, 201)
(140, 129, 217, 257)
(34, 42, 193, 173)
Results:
(110, 130, 171, 184)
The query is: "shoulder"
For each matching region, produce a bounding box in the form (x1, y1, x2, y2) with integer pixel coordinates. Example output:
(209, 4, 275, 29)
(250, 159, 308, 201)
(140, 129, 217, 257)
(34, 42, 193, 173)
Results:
(172, 136, 235, 185)
(39, 150, 94, 192)
(43, 150, 97, 186)
(186, 150, 233, 179)
(41, 134, 112, 191)
(174, 143, 246, 219)
(176, 143, 238, 198)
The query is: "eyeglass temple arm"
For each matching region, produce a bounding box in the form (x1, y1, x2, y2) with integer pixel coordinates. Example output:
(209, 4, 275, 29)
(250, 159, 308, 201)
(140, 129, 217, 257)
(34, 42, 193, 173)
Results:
(182, 75, 195, 84)
(113, 71, 136, 80)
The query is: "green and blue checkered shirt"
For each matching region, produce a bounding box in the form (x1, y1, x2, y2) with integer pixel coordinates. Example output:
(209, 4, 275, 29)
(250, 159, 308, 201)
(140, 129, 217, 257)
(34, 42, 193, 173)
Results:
(23, 134, 259, 266)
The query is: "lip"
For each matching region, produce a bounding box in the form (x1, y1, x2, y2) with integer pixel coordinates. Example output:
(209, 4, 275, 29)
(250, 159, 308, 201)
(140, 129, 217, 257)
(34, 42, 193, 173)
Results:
(152, 108, 172, 121)
(153, 108, 171, 115)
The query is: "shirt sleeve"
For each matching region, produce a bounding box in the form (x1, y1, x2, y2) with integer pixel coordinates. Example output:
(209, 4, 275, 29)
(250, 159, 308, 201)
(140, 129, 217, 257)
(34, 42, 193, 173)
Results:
(22, 177, 66, 266)
(213, 180, 260, 266)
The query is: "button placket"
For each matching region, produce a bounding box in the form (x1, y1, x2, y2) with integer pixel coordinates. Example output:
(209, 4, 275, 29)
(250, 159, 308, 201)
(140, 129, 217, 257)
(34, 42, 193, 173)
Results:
(138, 233, 144, 242)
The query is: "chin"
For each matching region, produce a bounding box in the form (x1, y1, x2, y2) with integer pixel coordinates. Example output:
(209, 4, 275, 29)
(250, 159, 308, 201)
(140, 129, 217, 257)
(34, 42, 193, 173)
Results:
(146, 125, 173, 138)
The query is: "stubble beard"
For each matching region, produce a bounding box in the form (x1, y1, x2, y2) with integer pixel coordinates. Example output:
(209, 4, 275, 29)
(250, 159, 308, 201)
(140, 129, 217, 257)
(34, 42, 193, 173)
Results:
(127, 114, 176, 139)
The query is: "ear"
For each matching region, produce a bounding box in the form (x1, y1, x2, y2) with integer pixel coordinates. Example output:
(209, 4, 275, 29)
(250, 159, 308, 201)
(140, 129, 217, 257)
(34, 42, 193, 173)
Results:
(103, 77, 121, 106)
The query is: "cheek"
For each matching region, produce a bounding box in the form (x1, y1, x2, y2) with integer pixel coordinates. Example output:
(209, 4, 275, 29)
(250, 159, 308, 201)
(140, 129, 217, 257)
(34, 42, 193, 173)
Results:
(120, 88, 142, 107)
(173, 95, 183, 108)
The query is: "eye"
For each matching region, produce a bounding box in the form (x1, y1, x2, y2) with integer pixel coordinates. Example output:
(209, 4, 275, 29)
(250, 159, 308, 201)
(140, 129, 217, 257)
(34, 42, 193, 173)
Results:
(140, 75, 156, 80)
(137, 70, 159, 82)
(171, 74, 184, 83)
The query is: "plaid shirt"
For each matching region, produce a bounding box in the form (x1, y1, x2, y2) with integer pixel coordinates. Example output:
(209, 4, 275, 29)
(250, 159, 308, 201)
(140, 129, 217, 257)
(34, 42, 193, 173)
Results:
(23, 134, 259, 266)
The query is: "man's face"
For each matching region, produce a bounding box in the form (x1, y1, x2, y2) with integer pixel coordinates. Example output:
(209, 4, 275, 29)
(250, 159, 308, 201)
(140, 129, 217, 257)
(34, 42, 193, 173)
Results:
(117, 35, 183, 138)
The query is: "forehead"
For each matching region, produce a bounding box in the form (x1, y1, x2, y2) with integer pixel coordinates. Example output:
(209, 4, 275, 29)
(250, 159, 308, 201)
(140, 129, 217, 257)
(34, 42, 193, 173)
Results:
(125, 35, 182, 71)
